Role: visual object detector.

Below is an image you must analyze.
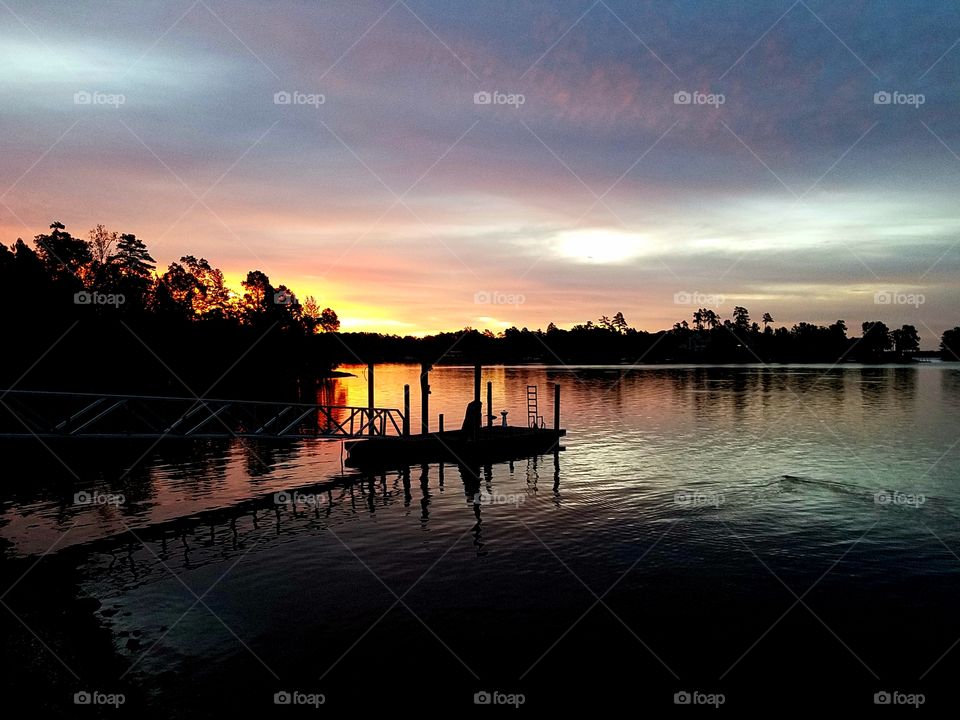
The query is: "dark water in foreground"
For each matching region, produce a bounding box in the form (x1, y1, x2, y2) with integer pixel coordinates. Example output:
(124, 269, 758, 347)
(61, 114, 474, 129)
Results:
(2, 364, 959, 714)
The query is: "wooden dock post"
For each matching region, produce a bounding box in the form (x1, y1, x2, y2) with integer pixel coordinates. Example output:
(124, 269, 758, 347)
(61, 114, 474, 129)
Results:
(438, 413, 444, 433)
(367, 363, 375, 436)
(486, 381, 493, 427)
(420, 363, 430, 434)
(403, 384, 410, 436)
(474, 364, 482, 433)
(553, 383, 561, 431)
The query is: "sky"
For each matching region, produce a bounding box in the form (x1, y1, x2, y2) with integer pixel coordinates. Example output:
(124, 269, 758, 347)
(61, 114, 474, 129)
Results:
(1, 0, 959, 344)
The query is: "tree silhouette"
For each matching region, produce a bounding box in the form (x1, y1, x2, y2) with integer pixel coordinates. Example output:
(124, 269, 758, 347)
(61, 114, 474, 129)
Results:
(88, 224, 117, 266)
(180, 255, 231, 319)
(34, 221, 90, 288)
(158, 261, 204, 317)
(318, 307, 340, 333)
(241, 270, 273, 317)
(941, 327, 960, 360)
(859, 321, 892, 361)
(732, 306, 751, 332)
(891, 325, 920, 354)
(692, 309, 705, 331)
(103, 233, 156, 309)
(704, 309, 720, 329)
(612, 312, 629, 333)
(113, 234, 155, 277)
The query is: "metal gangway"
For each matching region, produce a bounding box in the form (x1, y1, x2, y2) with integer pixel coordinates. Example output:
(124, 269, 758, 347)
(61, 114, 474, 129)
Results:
(0, 390, 405, 439)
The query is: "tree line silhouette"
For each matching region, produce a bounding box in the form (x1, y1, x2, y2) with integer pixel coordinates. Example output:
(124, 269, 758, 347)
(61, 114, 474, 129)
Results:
(2, 222, 956, 398)
(332, 307, 954, 366)
(0, 221, 339, 396)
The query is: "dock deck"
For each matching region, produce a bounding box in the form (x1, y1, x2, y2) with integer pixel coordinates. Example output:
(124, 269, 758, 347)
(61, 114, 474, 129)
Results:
(344, 425, 565, 469)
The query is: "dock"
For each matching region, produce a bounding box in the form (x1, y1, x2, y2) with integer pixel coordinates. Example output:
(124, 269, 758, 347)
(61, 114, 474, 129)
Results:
(345, 425, 565, 469)
(0, 363, 567, 469)
(346, 363, 566, 470)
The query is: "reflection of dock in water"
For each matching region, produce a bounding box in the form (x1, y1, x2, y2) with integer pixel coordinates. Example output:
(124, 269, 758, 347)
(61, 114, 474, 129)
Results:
(53, 455, 562, 591)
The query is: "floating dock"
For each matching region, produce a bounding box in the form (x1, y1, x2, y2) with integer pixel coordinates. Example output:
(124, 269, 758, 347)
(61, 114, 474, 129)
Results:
(345, 425, 565, 469)
(345, 364, 566, 470)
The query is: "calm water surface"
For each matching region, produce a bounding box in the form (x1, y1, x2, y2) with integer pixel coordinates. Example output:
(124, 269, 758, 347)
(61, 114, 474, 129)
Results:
(3, 364, 959, 713)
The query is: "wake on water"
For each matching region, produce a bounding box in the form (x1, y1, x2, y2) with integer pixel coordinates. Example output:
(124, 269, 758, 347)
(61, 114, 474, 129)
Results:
(774, 474, 959, 520)
(778, 474, 868, 495)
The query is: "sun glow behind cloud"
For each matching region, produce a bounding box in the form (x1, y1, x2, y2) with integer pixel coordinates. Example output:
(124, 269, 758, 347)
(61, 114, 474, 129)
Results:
(554, 228, 648, 263)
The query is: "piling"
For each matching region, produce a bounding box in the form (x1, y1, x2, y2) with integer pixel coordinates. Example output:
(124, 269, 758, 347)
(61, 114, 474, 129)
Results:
(438, 413, 444, 433)
(367, 363, 375, 436)
(420, 363, 430, 434)
(403, 384, 410, 437)
(486, 381, 493, 427)
(474, 364, 482, 433)
(553, 383, 561, 431)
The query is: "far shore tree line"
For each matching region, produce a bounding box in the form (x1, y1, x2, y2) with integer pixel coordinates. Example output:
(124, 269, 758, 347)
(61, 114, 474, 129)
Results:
(333, 308, 956, 366)
(1, 222, 957, 396)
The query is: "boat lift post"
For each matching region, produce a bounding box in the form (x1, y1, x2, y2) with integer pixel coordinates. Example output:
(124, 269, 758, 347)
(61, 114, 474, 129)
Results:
(474, 364, 482, 433)
(554, 383, 561, 431)
(420, 363, 431, 434)
(486, 381, 493, 427)
(367, 363, 375, 436)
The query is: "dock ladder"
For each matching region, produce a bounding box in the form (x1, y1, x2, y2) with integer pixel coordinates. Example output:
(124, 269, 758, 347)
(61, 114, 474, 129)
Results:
(526, 385, 543, 428)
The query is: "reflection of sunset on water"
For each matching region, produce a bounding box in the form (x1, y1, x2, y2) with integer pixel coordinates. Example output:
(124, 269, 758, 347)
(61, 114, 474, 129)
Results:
(3, 364, 955, 559)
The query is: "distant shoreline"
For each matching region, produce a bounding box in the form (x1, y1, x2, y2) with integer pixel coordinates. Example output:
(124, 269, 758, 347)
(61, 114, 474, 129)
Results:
(334, 358, 951, 369)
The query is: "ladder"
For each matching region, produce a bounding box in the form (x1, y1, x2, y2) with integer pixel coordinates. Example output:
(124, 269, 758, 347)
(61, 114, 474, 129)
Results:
(526, 385, 542, 428)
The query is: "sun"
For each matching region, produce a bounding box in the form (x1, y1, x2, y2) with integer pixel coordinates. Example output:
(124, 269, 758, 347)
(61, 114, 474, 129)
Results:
(555, 228, 646, 263)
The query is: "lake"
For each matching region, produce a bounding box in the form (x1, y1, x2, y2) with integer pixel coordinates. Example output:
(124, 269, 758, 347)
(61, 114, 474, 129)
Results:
(2, 363, 959, 714)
